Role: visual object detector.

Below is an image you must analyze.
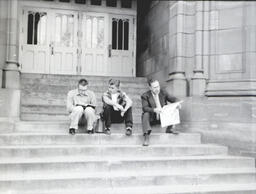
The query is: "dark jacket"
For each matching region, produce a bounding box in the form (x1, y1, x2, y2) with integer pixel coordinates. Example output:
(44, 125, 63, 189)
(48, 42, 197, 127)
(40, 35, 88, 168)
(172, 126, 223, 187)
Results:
(141, 89, 178, 121)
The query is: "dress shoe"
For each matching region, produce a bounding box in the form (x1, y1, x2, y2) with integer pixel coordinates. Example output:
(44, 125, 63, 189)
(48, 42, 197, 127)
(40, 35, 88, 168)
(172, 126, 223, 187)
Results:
(125, 127, 132, 136)
(166, 126, 179, 135)
(69, 128, 75, 135)
(143, 134, 149, 146)
(87, 130, 93, 134)
(104, 128, 111, 135)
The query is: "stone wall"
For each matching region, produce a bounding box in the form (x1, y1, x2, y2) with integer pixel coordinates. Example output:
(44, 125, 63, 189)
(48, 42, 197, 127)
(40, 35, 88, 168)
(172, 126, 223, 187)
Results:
(178, 97, 256, 159)
(206, 1, 256, 96)
(0, 0, 8, 88)
(137, 0, 171, 86)
(137, 1, 256, 159)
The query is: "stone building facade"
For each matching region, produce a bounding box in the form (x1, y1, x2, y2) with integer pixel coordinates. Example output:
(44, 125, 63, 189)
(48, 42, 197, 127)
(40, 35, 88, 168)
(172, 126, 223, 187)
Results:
(0, 0, 255, 159)
(137, 1, 256, 158)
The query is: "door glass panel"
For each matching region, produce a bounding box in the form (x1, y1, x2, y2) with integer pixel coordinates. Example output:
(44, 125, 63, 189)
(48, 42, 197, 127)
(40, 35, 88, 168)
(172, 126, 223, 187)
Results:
(92, 17, 98, 48)
(55, 13, 74, 47)
(112, 18, 129, 50)
(86, 17, 92, 48)
(75, 0, 86, 4)
(124, 20, 129, 50)
(106, 0, 117, 7)
(98, 18, 104, 48)
(118, 19, 123, 50)
(85, 16, 104, 49)
(27, 11, 47, 45)
(121, 0, 132, 8)
(91, 0, 101, 5)
(112, 19, 117, 49)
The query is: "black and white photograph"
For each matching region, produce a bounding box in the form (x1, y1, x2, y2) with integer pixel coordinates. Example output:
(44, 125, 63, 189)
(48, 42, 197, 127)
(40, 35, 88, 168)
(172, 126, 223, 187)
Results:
(0, 0, 255, 193)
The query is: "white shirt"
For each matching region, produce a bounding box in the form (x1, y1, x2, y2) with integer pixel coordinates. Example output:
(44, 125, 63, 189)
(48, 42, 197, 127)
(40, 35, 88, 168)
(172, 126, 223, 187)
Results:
(111, 93, 120, 110)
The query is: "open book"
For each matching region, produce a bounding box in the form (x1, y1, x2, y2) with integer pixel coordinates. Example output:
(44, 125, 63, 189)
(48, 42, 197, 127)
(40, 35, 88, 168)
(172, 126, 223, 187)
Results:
(159, 101, 183, 128)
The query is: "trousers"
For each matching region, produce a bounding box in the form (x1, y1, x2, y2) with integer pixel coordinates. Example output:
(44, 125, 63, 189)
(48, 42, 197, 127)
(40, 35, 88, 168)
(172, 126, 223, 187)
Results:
(103, 104, 133, 128)
(69, 106, 96, 130)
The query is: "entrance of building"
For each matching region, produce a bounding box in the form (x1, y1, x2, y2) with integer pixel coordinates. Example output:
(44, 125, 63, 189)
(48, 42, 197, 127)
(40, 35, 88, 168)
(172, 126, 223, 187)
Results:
(20, 7, 135, 76)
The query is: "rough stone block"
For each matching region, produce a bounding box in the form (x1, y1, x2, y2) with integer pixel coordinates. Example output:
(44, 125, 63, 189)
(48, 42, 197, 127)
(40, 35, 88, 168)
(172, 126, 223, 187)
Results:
(169, 2, 178, 19)
(245, 27, 256, 52)
(184, 15, 195, 33)
(219, 7, 243, 29)
(217, 29, 243, 54)
(216, 1, 244, 10)
(185, 34, 195, 57)
(184, 1, 196, 15)
(0, 89, 20, 118)
(217, 53, 243, 73)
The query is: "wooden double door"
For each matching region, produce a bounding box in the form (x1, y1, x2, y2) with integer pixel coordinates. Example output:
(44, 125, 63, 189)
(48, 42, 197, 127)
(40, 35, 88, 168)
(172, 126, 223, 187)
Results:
(20, 8, 135, 76)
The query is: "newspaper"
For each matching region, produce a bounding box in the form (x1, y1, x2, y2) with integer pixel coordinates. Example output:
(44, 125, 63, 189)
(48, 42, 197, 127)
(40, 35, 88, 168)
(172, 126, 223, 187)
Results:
(160, 101, 183, 128)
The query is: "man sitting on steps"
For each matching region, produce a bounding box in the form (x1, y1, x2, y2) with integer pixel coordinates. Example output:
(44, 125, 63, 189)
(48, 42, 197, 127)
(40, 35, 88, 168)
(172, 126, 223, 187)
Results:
(67, 79, 97, 135)
(141, 79, 181, 146)
(102, 79, 133, 136)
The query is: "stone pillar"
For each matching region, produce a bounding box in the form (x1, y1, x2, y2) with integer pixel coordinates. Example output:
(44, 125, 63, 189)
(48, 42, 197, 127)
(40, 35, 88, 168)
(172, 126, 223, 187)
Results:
(0, 0, 20, 121)
(191, 1, 206, 96)
(0, 0, 8, 88)
(166, 1, 187, 97)
(3, 0, 20, 89)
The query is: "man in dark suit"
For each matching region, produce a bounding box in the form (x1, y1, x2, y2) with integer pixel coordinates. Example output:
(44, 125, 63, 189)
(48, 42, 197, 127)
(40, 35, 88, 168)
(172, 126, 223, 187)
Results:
(141, 79, 180, 146)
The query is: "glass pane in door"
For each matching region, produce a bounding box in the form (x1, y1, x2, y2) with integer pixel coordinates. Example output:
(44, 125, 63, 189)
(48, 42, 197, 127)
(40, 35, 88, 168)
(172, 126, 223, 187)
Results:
(27, 11, 47, 45)
(55, 13, 74, 47)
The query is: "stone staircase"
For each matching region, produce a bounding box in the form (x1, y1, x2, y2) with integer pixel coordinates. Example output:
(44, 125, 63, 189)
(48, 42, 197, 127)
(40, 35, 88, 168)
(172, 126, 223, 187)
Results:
(0, 73, 255, 193)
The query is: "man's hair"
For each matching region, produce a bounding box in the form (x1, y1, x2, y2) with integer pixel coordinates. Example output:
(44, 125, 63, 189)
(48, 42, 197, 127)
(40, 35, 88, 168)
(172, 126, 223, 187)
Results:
(109, 79, 120, 88)
(78, 79, 88, 86)
(147, 78, 158, 86)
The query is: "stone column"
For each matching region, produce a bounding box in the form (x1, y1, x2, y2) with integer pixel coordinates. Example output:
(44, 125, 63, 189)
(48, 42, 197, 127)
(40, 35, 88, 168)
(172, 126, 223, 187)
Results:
(166, 1, 187, 97)
(3, 0, 20, 89)
(0, 0, 8, 88)
(191, 1, 207, 96)
(0, 0, 20, 121)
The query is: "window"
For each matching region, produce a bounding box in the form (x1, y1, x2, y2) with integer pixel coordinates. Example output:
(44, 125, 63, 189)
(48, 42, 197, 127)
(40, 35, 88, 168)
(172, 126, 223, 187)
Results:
(27, 11, 47, 45)
(59, 0, 70, 2)
(85, 16, 104, 49)
(106, 0, 117, 7)
(121, 0, 132, 8)
(55, 14, 74, 47)
(91, 0, 101, 5)
(112, 18, 129, 50)
(75, 0, 86, 4)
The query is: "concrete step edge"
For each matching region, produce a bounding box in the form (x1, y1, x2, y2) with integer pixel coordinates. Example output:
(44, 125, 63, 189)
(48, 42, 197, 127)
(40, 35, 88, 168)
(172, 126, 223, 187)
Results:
(0, 144, 227, 149)
(0, 155, 253, 164)
(6, 183, 256, 194)
(1, 168, 256, 181)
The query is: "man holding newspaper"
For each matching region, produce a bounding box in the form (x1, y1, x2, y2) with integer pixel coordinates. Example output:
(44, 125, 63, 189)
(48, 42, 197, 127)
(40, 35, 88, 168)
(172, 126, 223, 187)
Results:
(141, 79, 182, 146)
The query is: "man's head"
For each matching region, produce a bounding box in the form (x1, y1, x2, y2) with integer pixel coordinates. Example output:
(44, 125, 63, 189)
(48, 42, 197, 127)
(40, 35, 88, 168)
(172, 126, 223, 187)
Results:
(148, 79, 160, 95)
(108, 79, 120, 94)
(78, 79, 88, 95)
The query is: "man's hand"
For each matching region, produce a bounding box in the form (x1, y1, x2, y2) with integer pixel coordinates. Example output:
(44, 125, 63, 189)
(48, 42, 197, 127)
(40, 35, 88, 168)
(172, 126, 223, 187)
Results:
(154, 107, 162, 114)
(176, 103, 182, 109)
(114, 104, 125, 112)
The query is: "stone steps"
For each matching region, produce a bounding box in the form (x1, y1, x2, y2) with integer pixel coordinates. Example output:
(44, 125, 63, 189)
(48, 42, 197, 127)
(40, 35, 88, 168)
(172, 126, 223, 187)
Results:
(1, 169, 255, 191)
(0, 156, 254, 176)
(0, 144, 228, 158)
(9, 184, 256, 194)
(0, 133, 201, 145)
(5, 73, 256, 193)
(20, 73, 147, 121)
(13, 121, 158, 133)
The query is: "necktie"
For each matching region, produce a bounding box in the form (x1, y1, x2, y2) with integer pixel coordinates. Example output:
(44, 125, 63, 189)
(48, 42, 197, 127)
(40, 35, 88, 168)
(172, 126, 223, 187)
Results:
(155, 94, 161, 120)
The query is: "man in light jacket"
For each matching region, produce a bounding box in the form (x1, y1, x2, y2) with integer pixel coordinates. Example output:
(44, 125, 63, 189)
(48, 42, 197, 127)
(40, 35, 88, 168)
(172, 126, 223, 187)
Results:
(67, 79, 97, 135)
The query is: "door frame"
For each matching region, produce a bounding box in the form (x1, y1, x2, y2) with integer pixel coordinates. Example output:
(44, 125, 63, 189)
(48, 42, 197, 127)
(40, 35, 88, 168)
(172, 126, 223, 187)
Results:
(19, 4, 137, 76)
(108, 13, 136, 77)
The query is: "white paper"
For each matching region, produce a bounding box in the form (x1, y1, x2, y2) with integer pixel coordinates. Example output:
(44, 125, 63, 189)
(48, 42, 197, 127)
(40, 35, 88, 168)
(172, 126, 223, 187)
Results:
(160, 101, 183, 128)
